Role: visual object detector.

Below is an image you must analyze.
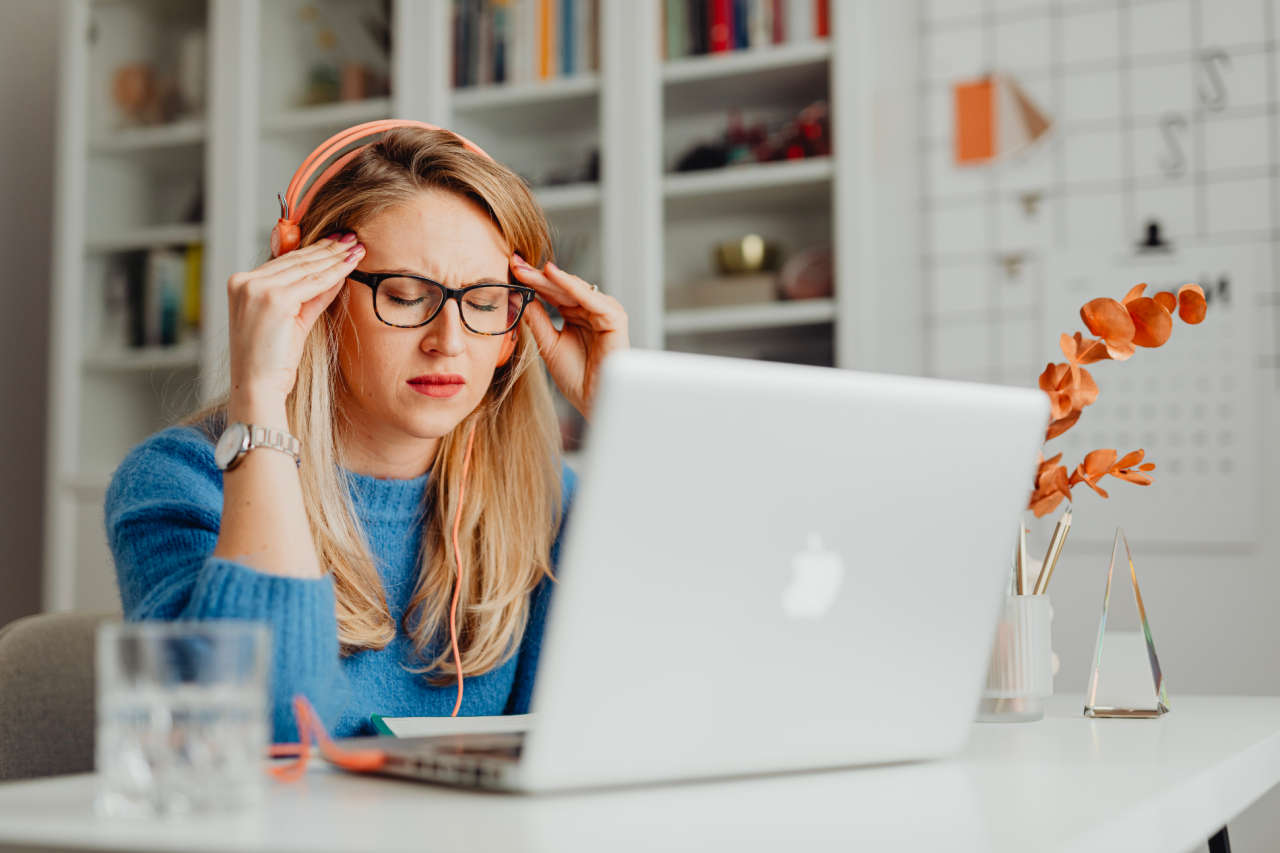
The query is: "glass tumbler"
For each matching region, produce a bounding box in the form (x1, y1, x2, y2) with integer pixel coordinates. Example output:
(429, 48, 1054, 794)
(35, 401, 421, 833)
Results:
(96, 621, 271, 817)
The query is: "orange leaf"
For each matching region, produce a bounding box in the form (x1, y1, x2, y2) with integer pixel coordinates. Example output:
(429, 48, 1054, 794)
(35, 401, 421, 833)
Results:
(1128, 297, 1173, 348)
(1178, 283, 1207, 324)
(1072, 464, 1110, 498)
(1045, 409, 1081, 440)
(1070, 367, 1099, 409)
(1111, 470, 1154, 486)
(1076, 335, 1111, 365)
(1138, 462, 1156, 472)
(1115, 449, 1145, 469)
(1080, 298, 1136, 360)
(1081, 448, 1118, 476)
(1121, 283, 1147, 305)
(1030, 493, 1066, 517)
(1153, 291, 1177, 314)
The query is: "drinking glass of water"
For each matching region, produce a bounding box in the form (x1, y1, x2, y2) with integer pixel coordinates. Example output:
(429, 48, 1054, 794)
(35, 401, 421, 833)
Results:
(96, 621, 271, 817)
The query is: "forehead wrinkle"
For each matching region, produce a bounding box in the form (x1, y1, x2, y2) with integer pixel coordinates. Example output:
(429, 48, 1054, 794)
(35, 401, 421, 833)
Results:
(370, 268, 508, 287)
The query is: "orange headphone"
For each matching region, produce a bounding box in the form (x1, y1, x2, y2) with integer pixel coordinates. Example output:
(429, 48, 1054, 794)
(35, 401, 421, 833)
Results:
(272, 119, 520, 368)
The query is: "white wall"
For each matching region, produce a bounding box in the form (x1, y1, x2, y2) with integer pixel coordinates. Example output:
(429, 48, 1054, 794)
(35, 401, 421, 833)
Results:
(0, 0, 60, 628)
(921, 0, 1280, 848)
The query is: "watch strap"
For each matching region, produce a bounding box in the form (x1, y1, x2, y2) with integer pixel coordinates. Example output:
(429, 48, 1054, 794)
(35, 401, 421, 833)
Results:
(246, 424, 302, 467)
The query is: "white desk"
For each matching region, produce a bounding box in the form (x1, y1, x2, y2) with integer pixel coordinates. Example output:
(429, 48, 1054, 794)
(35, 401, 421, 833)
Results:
(0, 695, 1277, 853)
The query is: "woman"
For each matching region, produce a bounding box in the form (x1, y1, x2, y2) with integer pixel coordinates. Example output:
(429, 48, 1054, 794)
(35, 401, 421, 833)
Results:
(105, 127, 629, 741)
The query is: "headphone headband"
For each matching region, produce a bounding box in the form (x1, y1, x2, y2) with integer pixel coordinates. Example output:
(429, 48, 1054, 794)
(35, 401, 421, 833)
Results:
(278, 120, 493, 226)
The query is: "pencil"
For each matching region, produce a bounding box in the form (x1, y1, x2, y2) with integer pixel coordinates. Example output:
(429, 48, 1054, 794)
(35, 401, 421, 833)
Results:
(1033, 507, 1072, 595)
(1015, 517, 1027, 595)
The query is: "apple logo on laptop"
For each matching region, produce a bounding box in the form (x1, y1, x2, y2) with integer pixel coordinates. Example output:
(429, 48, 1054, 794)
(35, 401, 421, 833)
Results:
(782, 533, 845, 619)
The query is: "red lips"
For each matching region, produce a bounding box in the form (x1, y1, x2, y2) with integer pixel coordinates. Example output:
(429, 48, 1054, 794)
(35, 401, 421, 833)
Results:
(407, 374, 466, 398)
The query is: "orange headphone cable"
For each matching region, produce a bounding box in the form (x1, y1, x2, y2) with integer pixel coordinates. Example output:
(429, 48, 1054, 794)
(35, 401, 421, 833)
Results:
(449, 420, 478, 717)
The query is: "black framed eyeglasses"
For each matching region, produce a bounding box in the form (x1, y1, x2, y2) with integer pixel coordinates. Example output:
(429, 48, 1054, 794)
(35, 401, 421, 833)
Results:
(347, 270, 535, 335)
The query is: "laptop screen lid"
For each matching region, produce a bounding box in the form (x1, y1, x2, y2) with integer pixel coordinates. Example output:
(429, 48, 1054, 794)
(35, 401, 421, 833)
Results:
(520, 350, 1048, 792)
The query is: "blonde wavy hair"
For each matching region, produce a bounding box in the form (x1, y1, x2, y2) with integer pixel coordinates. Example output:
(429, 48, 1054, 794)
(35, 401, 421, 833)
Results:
(193, 127, 563, 684)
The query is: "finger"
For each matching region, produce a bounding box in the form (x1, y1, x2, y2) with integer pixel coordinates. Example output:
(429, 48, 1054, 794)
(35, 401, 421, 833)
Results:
(511, 262, 578, 307)
(297, 279, 345, 331)
(523, 300, 561, 355)
(257, 244, 363, 292)
(541, 262, 615, 312)
(255, 232, 356, 276)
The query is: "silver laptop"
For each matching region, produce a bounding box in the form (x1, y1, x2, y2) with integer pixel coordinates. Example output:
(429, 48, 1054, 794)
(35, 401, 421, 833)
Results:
(332, 349, 1048, 792)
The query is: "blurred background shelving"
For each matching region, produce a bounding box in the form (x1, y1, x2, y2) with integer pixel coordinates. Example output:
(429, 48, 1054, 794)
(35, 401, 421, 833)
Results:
(46, 0, 918, 612)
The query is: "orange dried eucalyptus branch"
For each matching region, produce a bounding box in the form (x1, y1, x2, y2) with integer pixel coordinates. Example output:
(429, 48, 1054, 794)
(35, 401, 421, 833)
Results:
(1028, 283, 1207, 517)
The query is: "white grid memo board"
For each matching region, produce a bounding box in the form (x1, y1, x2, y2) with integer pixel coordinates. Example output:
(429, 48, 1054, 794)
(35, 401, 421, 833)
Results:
(920, 0, 1277, 548)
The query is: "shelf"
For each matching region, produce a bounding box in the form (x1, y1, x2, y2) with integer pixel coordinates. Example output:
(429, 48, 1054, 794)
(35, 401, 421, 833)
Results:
(665, 157, 831, 199)
(86, 223, 205, 253)
(83, 342, 203, 373)
(663, 157, 832, 219)
(453, 74, 600, 112)
(261, 98, 393, 134)
(662, 40, 831, 84)
(91, 119, 205, 153)
(536, 183, 600, 213)
(663, 41, 831, 116)
(663, 298, 836, 335)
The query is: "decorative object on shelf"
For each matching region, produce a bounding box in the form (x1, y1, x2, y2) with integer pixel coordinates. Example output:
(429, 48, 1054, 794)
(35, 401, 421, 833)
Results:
(715, 233, 779, 274)
(110, 27, 207, 129)
(666, 273, 777, 310)
(103, 245, 202, 351)
(778, 245, 831, 300)
(662, 0, 827, 59)
(298, 4, 390, 106)
(540, 149, 599, 187)
(673, 101, 829, 173)
(453, 0, 600, 89)
(1028, 282, 1209, 518)
(978, 593, 1053, 723)
(1083, 528, 1170, 719)
(953, 71, 1052, 167)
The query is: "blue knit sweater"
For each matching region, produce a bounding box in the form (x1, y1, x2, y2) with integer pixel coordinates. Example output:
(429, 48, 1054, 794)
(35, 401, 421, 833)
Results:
(104, 424, 575, 742)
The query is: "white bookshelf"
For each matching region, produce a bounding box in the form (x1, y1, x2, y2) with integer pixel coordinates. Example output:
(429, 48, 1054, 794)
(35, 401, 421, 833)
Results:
(46, 0, 919, 612)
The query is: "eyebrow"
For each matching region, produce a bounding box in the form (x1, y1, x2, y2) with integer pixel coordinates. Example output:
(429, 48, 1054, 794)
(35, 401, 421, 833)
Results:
(373, 268, 509, 286)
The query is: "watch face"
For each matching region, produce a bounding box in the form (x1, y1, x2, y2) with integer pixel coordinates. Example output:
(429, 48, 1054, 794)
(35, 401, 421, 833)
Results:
(215, 422, 249, 471)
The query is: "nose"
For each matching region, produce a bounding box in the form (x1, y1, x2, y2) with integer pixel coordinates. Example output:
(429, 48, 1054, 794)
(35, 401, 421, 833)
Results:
(419, 299, 467, 359)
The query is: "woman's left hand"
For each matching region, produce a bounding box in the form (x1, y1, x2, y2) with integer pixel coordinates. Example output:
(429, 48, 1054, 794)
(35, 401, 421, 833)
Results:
(515, 253, 629, 421)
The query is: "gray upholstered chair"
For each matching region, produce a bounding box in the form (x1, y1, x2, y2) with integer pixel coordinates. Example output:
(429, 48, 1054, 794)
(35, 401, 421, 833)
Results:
(0, 610, 118, 781)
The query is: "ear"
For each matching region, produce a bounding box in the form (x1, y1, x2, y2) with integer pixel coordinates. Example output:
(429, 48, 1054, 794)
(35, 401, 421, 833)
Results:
(496, 326, 519, 367)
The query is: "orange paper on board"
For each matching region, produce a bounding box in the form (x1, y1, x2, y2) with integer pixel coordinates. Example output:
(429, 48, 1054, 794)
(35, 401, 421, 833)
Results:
(954, 79, 995, 164)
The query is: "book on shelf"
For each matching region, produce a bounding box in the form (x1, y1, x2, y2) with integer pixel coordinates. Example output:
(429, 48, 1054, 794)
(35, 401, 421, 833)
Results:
(104, 243, 202, 352)
(454, 0, 600, 89)
(663, 0, 828, 59)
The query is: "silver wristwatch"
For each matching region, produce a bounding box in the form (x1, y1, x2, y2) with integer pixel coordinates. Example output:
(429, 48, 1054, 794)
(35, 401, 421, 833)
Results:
(214, 422, 302, 471)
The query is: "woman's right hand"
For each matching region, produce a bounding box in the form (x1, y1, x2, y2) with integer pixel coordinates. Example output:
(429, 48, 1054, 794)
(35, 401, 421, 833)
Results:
(226, 233, 363, 419)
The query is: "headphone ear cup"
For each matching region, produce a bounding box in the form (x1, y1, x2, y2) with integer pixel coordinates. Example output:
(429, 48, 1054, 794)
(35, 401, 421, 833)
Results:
(496, 328, 518, 367)
(271, 220, 301, 258)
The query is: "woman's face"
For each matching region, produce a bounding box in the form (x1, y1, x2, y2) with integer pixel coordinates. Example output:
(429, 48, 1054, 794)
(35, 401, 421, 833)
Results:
(337, 189, 512, 452)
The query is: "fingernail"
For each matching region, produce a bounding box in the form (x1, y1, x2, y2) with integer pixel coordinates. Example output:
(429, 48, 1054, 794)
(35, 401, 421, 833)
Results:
(512, 253, 530, 268)
(546, 261, 559, 272)
(325, 232, 342, 240)
(345, 246, 363, 262)
(340, 232, 358, 243)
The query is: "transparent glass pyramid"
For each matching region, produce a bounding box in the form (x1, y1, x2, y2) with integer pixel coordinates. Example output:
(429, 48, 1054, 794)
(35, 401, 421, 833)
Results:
(1083, 528, 1170, 718)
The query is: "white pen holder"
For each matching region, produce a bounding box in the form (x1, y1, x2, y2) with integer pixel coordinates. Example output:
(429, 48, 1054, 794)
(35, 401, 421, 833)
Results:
(978, 595, 1053, 723)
